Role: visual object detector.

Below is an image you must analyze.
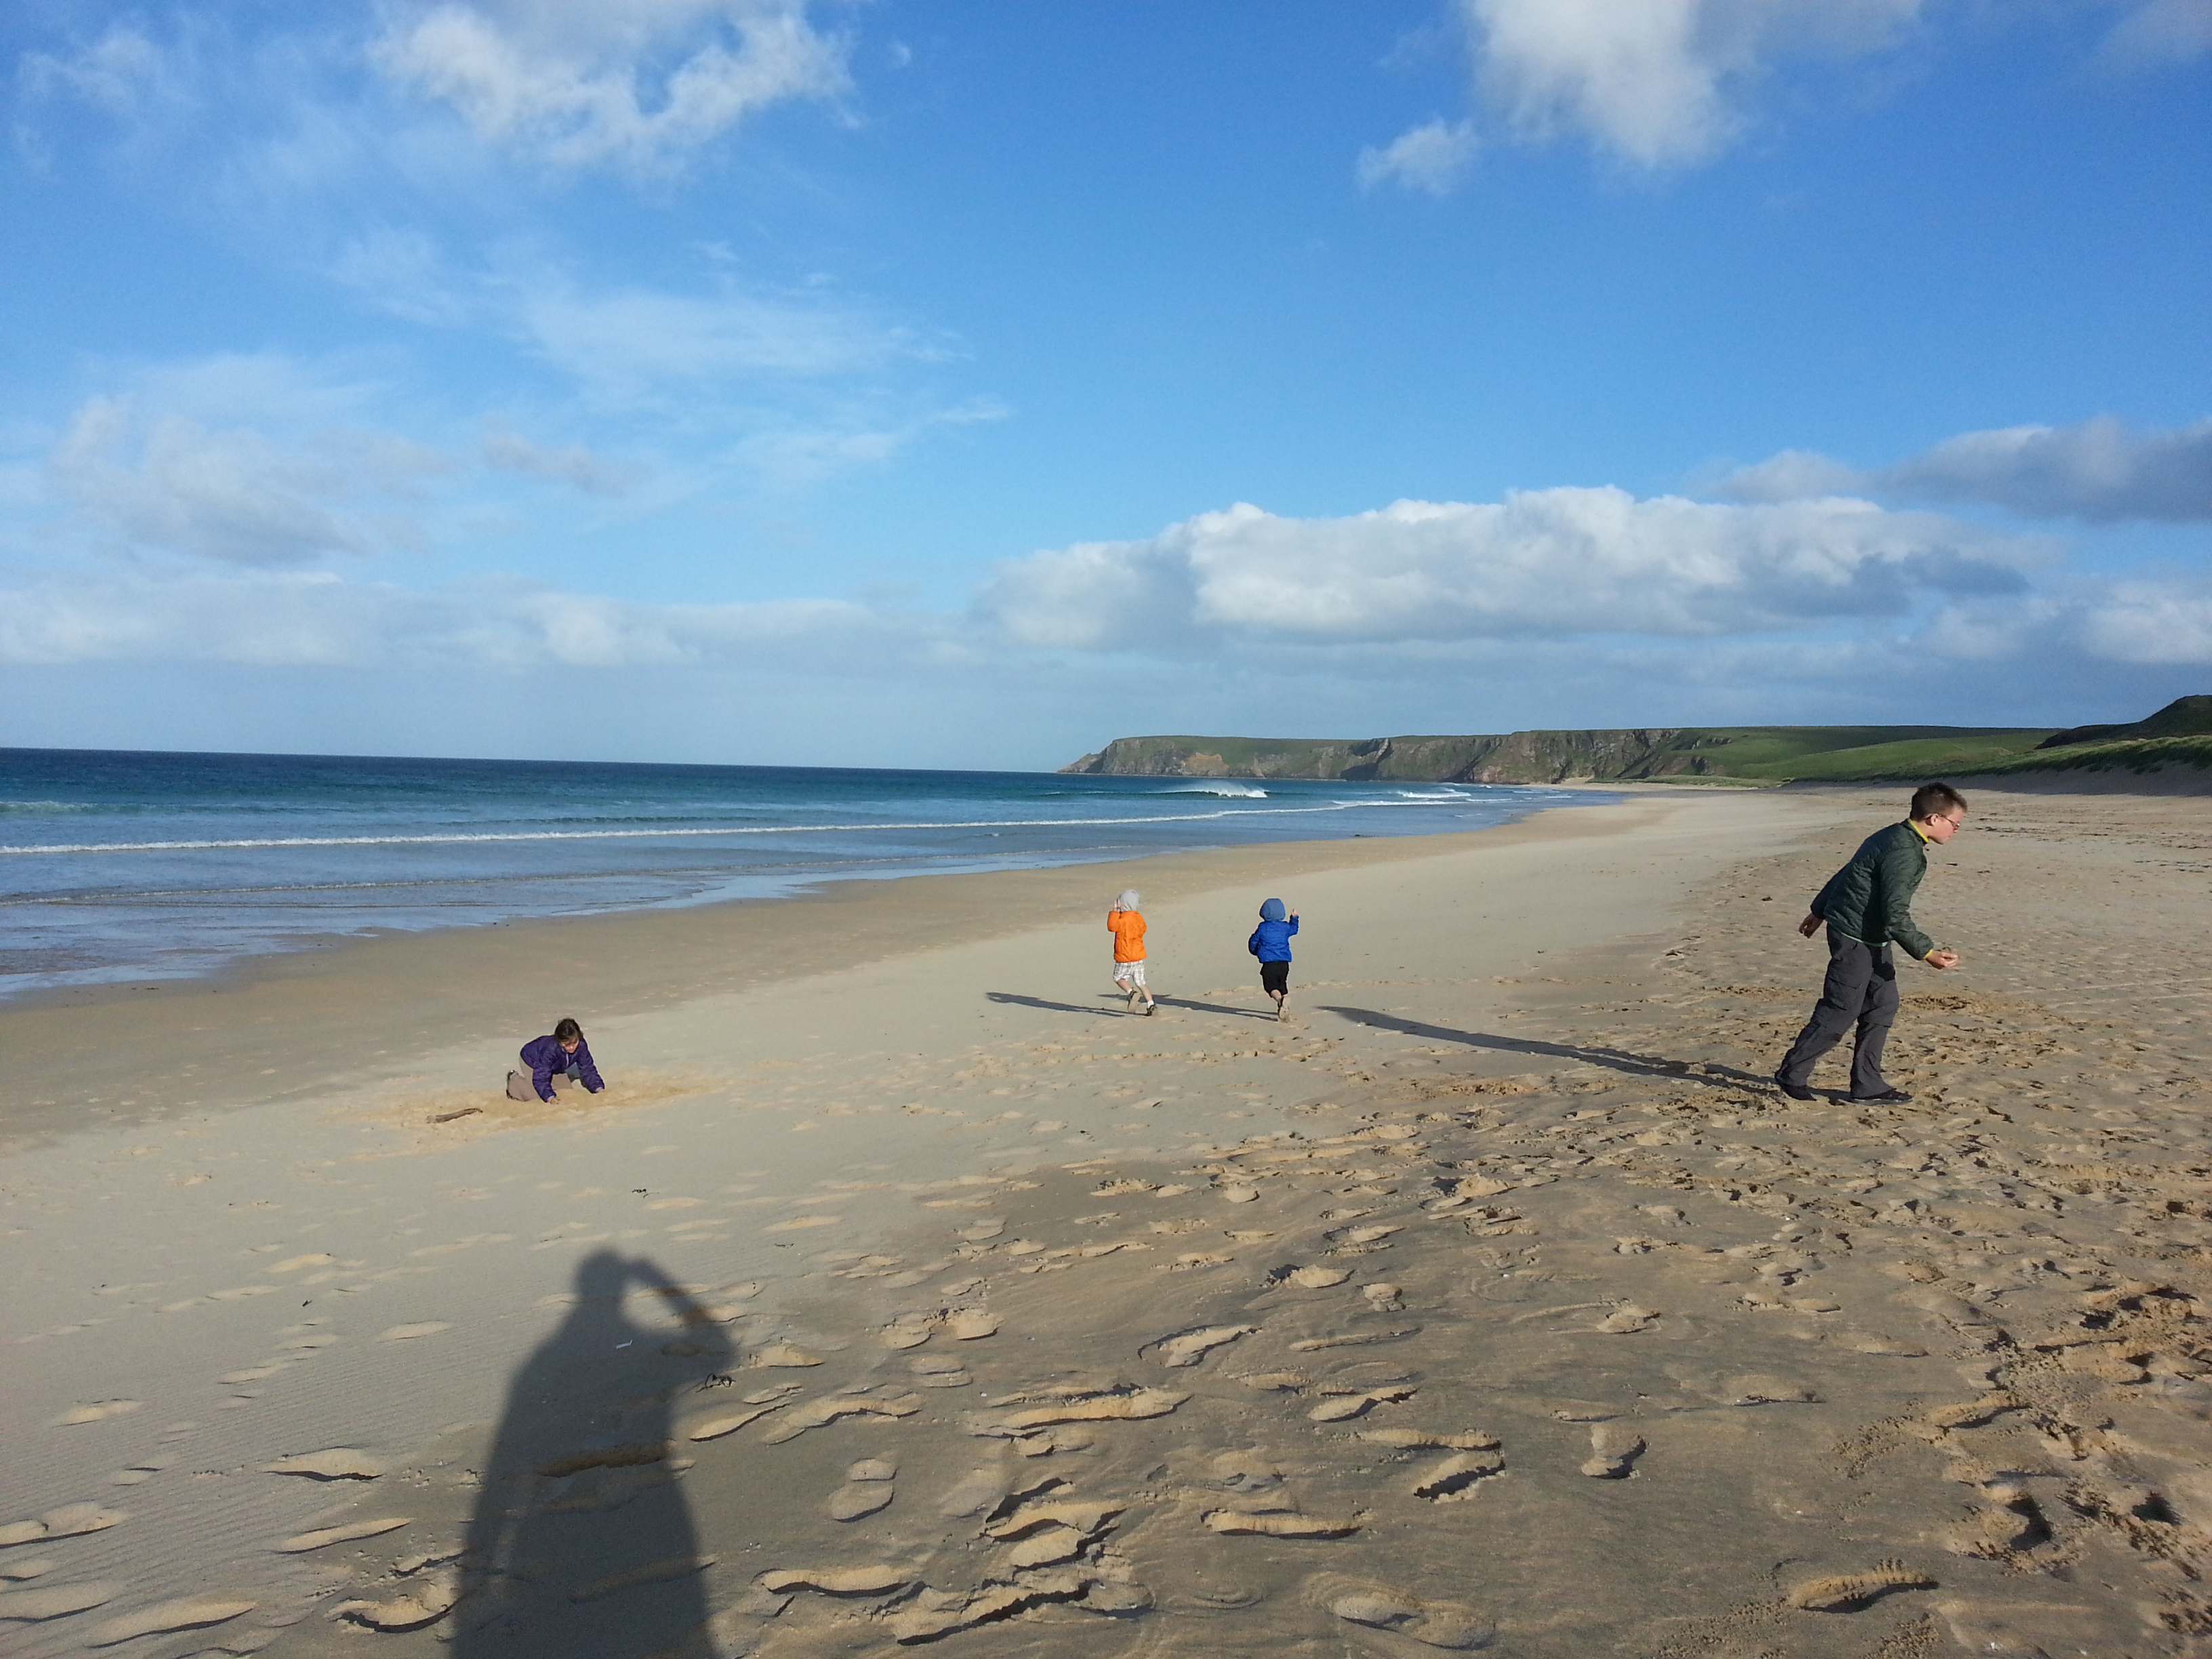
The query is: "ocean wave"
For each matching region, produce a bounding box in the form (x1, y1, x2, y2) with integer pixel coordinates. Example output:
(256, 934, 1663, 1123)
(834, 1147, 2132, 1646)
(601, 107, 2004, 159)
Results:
(1155, 783, 1268, 798)
(0, 797, 1512, 857)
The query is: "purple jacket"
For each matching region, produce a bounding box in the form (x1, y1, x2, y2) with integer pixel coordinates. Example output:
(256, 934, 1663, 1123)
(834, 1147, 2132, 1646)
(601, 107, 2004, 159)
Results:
(520, 1033, 604, 1103)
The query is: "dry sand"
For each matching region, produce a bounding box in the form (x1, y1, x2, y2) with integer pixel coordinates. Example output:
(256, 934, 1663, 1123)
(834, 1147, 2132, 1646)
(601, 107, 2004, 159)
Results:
(5, 785, 2210, 1659)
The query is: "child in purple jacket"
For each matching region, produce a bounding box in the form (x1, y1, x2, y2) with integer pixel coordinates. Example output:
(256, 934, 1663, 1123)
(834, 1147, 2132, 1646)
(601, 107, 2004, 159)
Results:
(508, 1017, 605, 1103)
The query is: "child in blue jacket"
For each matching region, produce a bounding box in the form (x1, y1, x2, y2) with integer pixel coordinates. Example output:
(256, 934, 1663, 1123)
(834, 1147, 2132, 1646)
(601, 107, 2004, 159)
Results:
(1248, 898, 1300, 1021)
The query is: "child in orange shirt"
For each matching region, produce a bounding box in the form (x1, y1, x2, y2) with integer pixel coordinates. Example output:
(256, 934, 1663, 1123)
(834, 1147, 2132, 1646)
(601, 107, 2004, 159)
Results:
(1107, 888, 1156, 1015)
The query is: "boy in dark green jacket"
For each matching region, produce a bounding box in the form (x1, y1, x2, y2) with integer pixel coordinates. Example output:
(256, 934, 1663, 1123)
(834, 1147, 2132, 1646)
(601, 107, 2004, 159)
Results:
(1774, 783, 1965, 1104)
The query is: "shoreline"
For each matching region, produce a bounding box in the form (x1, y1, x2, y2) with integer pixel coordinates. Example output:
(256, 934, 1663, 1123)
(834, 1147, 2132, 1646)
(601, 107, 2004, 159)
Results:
(0, 796, 1643, 1149)
(9, 784, 2209, 1659)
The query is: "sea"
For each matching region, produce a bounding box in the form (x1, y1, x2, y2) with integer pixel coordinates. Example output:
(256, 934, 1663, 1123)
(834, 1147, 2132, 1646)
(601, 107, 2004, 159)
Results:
(0, 748, 1610, 1000)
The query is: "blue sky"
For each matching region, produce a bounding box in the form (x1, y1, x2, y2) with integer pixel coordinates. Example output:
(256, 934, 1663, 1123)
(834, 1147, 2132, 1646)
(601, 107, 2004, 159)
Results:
(2, 0, 2207, 768)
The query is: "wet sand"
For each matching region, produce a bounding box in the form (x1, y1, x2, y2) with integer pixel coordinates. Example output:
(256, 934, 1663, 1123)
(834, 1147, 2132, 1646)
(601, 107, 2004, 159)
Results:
(6, 785, 2210, 1659)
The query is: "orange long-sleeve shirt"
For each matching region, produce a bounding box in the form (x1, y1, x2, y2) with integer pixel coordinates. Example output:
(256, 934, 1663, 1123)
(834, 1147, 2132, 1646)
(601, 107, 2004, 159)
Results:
(1107, 908, 1147, 963)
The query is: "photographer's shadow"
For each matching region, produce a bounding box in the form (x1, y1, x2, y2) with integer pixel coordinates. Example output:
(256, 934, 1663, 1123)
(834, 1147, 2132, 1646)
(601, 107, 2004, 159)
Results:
(455, 1250, 734, 1659)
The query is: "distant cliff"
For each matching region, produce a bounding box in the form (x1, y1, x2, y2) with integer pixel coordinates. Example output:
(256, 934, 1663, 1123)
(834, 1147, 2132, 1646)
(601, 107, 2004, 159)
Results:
(1059, 699, 2211, 785)
(1059, 729, 1721, 783)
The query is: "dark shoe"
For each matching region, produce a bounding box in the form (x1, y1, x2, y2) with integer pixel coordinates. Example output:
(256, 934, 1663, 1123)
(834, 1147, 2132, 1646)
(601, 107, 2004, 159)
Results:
(1849, 1088, 1913, 1105)
(1771, 1072, 1817, 1102)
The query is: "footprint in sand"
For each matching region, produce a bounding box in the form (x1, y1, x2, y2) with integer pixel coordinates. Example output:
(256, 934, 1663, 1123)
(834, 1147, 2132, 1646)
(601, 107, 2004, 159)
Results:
(1307, 1387, 1415, 1423)
(684, 1400, 788, 1441)
(744, 1341, 824, 1368)
(882, 1314, 938, 1349)
(83, 1597, 255, 1648)
(758, 1566, 911, 1597)
(376, 1322, 453, 1343)
(1204, 1503, 1361, 1538)
(0, 1504, 126, 1547)
(936, 1462, 1010, 1518)
(907, 1355, 971, 1388)
(1410, 1450, 1505, 1501)
(1356, 1428, 1498, 1452)
(47, 1401, 141, 1427)
(1785, 1561, 1936, 1610)
(0, 1582, 118, 1622)
(1580, 1424, 1644, 1478)
(945, 1310, 1000, 1340)
(1307, 1574, 1493, 1649)
(828, 1458, 897, 1521)
(274, 1517, 411, 1553)
(761, 1392, 922, 1445)
(571, 1555, 716, 1603)
(1284, 1261, 1351, 1287)
(975, 1387, 1187, 1435)
(1146, 1324, 1257, 1368)
(1235, 1370, 1312, 1391)
(335, 1574, 464, 1632)
(262, 1448, 386, 1480)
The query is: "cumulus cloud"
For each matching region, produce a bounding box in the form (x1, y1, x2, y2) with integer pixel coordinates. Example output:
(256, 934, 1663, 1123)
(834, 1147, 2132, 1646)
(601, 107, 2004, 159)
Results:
(976, 489, 2035, 652)
(1457, 0, 1921, 168)
(1357, 118, 1480, 195)
(2078, 580, 2212, 663)
(1723, 415, 2212, 522)
(371, 0, 850, 172)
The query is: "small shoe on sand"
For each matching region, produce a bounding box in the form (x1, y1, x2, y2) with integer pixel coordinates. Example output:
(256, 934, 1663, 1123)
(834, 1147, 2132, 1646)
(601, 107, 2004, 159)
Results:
(1771, 1072, 1817, 1101)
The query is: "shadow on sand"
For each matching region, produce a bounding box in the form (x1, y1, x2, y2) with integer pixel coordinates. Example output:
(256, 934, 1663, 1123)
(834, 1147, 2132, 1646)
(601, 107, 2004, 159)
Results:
(1318, 1006, 1771, 1092)
(453, 1250, 735, 1659)
(985, 990, 1282, 1023)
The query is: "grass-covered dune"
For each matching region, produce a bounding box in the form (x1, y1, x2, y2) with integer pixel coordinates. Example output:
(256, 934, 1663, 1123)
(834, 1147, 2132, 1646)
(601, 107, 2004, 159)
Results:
(1059, 697, 2211, 786)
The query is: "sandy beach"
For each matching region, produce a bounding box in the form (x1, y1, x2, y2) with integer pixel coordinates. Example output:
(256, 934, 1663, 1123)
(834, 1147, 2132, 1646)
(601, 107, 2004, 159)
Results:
(7, 783, 2211, 1659)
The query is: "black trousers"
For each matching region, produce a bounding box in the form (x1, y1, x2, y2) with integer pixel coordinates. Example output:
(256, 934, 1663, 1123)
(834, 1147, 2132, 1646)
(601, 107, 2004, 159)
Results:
(1777, 930, 1898, 1098)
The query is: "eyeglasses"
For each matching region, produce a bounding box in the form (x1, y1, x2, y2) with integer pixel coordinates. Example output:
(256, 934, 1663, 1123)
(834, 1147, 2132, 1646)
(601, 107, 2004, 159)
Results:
(1929, 813, 1964, 828)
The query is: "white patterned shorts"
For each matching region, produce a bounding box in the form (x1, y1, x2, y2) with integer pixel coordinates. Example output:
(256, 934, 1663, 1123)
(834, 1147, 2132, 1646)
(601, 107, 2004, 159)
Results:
(1111, 960, 1147, 986)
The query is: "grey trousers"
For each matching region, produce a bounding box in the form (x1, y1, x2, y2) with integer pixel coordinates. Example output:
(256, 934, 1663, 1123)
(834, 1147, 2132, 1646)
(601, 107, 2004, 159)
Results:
(1777, 929, 1898, 1098)
(506, 1066, 579, 1102)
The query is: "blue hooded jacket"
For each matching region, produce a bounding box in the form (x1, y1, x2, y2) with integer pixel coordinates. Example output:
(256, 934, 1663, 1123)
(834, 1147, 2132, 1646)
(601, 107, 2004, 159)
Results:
(1248, 898, 1298, 962)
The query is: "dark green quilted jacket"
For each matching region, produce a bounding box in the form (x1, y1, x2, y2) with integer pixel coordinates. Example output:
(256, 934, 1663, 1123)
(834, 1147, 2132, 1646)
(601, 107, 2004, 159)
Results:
(1810, 821, 1936, 961)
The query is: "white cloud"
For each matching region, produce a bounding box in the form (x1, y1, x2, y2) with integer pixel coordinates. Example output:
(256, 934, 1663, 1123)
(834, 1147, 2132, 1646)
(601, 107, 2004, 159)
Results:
(45, 388, 447, 567)
(2100, 0, 2212, 68)
(1723, 415, 2212, 522)
(977, 489, 2036, 651)
(730, 396, 1008, 489)
(328, 226, 477, 326)
(514, 276, 922, 403)
(18, 23, 176, 118)
(0, 563, 901, 670)
(480, 423, 638, 493)
(1458, 0, 1922, 168)
(1357, 118, 1479, 196)
(371, 0, 850, 172)
(2078, 580, 2212, 663)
